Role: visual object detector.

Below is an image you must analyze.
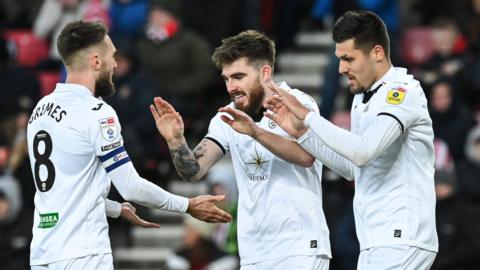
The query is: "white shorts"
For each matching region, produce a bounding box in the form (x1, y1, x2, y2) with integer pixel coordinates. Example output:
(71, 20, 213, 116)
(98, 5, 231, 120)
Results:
(31, 253, 113, 270)
(240, 255, 330, 270)
(358, 246, 436, 270)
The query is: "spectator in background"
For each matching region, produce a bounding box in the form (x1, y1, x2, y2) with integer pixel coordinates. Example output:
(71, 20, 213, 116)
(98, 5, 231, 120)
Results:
(33, 0, 110, 61)
(429, 78, 476, 162)
(0, 174, 32, 270)
(431, 139, 459, 270)
(137, 0, 213, 136)
(109, 0, 149, 41)
(166, 215, 239, 270)
(434, 127, 480, 269)
(206, 156, 238, 256)
(417, 18, 468, 96)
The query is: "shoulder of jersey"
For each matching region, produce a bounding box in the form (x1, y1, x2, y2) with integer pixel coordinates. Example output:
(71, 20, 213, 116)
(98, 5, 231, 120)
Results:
(381, 78, 421, 105)
(288, 88, 318, 111)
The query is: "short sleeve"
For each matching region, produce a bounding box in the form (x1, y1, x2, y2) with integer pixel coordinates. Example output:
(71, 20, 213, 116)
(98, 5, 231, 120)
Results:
(377, 85, 424, 133)
(205, 111, 231, 155)
(88, 104, 130, 172)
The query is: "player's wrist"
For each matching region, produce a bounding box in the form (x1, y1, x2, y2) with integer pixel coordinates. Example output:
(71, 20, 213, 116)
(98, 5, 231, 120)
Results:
(166, 136, 187, 148)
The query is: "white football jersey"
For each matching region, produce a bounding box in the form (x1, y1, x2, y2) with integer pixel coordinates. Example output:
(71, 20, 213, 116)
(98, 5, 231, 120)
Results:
(205, 83, 331, 265)
(350, 67, 438, 252)
(27, 83, 130, 265)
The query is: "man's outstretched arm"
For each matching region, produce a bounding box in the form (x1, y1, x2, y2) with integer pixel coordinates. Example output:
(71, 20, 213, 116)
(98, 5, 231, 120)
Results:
(150, 97, 224, 181)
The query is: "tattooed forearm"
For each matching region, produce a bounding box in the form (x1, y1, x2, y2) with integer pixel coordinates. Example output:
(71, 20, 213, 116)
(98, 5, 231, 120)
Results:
(170, 144, 200, 181)
(193, 140, 208, 160)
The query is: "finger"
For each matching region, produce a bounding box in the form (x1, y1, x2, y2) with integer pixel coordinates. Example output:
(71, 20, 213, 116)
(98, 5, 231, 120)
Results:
(153, 97, 167, 116)
(219, 106, 240, 118)
(149, 105, 161, 121)
(220, 115, 233, 125)
(141, 221, 161, 228)
(264, 110, 277, 122)
(267, 81, 289, 96)
(208, 194, 226, 202)
(159, 98, 177, 114)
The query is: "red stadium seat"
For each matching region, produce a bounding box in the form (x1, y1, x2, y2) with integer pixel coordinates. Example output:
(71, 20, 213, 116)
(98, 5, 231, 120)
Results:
(4, 30, 49, 67)
(401, 27, 436, 66)
(37, 71, 61, 97)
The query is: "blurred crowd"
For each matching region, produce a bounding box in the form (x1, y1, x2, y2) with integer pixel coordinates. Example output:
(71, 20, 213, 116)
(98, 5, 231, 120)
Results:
(1, 0, 480, 269)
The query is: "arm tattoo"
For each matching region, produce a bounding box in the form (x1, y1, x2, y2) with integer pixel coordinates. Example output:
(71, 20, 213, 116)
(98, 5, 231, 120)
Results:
(193, 140, 208, 160)
(170, 144, 200, 181)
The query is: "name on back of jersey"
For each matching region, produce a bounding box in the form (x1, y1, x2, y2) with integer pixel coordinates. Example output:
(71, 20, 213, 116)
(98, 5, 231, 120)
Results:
(28, 102, 67, 124)
(99, 117, 119, 141)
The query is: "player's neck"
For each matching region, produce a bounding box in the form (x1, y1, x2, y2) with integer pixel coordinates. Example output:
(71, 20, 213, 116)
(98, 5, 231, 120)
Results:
(65, 71, 96, 95)
(375, 61, 392, 83)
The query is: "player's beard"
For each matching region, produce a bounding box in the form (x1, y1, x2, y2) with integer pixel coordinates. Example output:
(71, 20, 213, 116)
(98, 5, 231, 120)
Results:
(234, 78, 265, 118)
(94, 69, 116, 98)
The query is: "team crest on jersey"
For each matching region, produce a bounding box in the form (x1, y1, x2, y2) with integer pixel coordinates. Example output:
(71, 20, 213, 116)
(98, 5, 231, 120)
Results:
(386, 87, 406, 105)
(99, 117, 118, 141)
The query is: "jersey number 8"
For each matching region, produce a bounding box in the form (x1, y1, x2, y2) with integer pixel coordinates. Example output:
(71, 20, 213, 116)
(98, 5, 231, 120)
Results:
(33, 130, 55, 192)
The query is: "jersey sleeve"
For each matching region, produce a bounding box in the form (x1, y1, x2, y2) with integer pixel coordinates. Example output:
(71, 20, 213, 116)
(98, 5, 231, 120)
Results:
(376, 84, 424, 132)
(204, 110, 231, 155)
(88, 104, 131, 173)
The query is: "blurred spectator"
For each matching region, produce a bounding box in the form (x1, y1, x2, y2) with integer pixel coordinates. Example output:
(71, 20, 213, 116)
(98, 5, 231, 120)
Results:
(206, 156, 238, 255)
(166, 215, 239, 270)
(0, 174, 32, 270)
(431, 139, 459, 270)
(433, 127, 480, 269)
(457, 126, 480, 200)
(33, 0, 110, 60)
(0, 0, 43, 29)
(136, 0, 213, 136)
(416, 18, 468, 94)
(429, 78, 476, 162)
(109, 0, 149, 40)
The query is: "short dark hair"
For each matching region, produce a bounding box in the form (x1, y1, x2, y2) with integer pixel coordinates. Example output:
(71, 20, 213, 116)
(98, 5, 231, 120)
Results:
(212, 30, 275, 70)
(57, 21, 108, 66)
(333, 10, 390, 58)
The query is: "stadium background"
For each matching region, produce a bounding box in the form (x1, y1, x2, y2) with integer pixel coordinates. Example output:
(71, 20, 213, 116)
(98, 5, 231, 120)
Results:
(0, 0, 479, 269)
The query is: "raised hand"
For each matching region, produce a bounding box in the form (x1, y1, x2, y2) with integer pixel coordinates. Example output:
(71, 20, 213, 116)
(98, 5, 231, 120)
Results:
(264, 82, 310, 120)
(120, 202, 161, 228)
(187, 195, 232, 223)
(150, 97, 184, 143)
(218, 106, 259, 137)
(263, 95, 307, 138)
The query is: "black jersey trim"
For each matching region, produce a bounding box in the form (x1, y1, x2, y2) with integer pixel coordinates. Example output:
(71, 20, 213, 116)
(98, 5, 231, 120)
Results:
(205, 136, 226, 155)
(378, 112, 404, 133)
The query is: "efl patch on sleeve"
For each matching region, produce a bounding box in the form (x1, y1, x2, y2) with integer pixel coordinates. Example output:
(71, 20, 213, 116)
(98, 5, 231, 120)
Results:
(99, 117, 119, 141)
(386, 87, 407, 105)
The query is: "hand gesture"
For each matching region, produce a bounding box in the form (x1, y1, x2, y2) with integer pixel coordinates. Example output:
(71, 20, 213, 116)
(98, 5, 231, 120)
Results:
(218, 106, 259, 137)
(187, 195, 232, 223)
(120, 202, 161, 228)
(150, 97, 184, 143)
(264, 82, 310, 120)
(262, 82, 309, 138)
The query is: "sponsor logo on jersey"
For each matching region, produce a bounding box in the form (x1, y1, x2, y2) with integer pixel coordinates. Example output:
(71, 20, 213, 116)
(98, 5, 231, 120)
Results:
(246, 146, 270, 182)
(92, 103, 104, 111)
(101, 141, 121, 152)
(386, 87, 406, 105)
(99, 117, 118, 141)
(310, 240, 317, 248)
(39, 212, 59, 229)
(268, 118, 277, 129)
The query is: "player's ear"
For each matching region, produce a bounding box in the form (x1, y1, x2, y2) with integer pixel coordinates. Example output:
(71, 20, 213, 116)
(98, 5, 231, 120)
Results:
(371, 45, 385, 62)
(90, 53, 102, 71)
(259, 65, 272, 83)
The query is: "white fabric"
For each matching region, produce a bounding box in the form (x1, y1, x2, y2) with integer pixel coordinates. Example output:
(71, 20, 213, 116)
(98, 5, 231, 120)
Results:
(298, 67, 438, 252)
(27, 83, 188, 265)
(31, 253, 113, 270)
(105, 199, 121, 218)
(357, 246, 436, 270)
(240, 255, 330, 270)
(206, 82, 331, 265)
